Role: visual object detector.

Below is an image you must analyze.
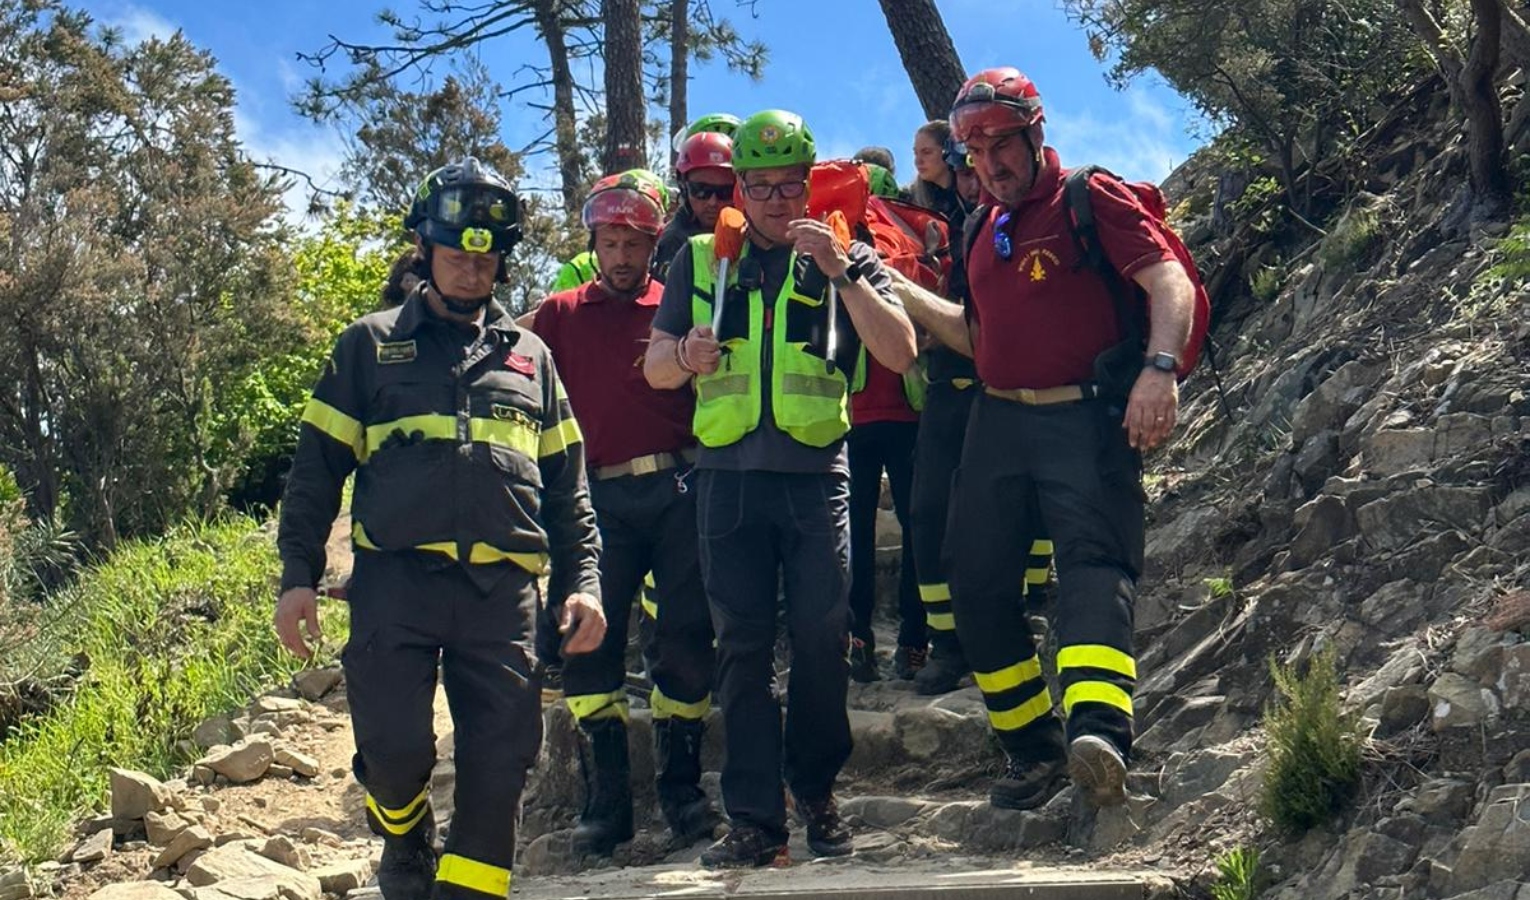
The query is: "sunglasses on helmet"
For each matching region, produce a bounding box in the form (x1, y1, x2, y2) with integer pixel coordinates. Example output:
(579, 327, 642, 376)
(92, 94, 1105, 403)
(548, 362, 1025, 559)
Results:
(429, 185, 518, 229)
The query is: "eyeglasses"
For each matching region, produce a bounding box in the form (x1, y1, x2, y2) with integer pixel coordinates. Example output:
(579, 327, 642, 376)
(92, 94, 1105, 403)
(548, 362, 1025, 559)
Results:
(741, 180, 808, 201)
(685, 182, 734, 201)
(993, 211, 1014, 261)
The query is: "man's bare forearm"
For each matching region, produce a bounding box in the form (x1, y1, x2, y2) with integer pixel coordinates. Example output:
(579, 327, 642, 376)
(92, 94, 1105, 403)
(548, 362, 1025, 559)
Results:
(1134, 261, 1194, 360)
(888, 272, 973, 357)
(644, 329, 692, 389)
(841, 280, 917, 372)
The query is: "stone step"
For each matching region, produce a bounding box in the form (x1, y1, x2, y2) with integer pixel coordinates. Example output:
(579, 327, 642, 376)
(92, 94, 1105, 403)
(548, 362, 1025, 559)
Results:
(507, 862, 1162, 899)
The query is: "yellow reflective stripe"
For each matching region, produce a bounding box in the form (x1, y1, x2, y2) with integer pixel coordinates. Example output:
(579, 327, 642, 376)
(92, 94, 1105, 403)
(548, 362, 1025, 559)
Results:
(565, 690, 628, 722)
(781, 372, 845, 399)
(539, 418, 582, 457)
(353, 524, 549, 575)
(366, 788, 429, 836)
(554, 378, 568, 402)
(987, 691, 1053, 732)
(469, 418, 538, 458)
(365, 414, 455, 460)
(698, 374, 751, 401)
(1057, 645, 1137, 679)
(651, 688, 711, 721)
(643, 572, 656, 589)
(1031, 540, 1053, 555)
(1063, 682, 1135, 717)
(973, 657, 1044, 695)
(641, 594, 659, 620)
(302, 399, 365, 458)
(926, 612, 956, 631)
(1025, 567, 1050, 586)
(435, 854, 511, 898)
(919, 583, 951, 602)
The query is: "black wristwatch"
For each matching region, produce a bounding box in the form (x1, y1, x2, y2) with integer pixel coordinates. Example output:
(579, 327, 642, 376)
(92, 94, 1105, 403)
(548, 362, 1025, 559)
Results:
(1145, 351, 1178, 374)
(831, 261, 866, 289)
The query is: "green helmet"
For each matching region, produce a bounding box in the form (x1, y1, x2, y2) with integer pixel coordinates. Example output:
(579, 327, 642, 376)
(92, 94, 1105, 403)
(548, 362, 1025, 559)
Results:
(619, 168, 672, 212)
(865, 163, 900, 199)
(733, 110, 816, 172)
(687, 112, 742, 140)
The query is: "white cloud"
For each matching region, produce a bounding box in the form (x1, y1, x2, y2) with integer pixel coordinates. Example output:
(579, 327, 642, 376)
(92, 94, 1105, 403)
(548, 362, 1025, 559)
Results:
(99, 3, 176, 45)
(1044, 86, 1193, 183)
(233, 107, 348, 226)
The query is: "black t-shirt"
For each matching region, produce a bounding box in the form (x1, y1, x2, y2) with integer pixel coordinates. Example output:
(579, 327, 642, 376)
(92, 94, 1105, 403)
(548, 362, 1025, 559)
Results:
(654, 238, 898, 474)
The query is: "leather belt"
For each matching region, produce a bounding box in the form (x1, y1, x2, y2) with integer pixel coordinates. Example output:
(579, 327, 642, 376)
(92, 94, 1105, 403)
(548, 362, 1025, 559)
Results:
(592, 448, 697, 481)
(983, 383, 1102, 405)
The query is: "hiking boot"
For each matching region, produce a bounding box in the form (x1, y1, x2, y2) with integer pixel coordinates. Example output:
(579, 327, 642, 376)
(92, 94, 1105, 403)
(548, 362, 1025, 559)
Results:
(1068, 735, 1128, 808)
(654, 718, 722, 846)
(375, 819, 436, 900)
(699, 824, 788, 869)
(914, 637, 968, 696)
(893, 645, 927, 680)
(571, 717, 634, 856)
(794, 793, 853, 858)
(848, 636, 880, 683)
(989, 755, 1067, 811)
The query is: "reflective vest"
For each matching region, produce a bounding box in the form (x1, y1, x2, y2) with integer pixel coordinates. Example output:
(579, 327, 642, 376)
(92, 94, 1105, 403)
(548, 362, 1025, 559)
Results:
(688, 236, 852, 448)
(851, 346, 927, 413)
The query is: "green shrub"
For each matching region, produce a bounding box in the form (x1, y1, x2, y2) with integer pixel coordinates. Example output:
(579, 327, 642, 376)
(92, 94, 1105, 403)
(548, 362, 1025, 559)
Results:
(1249, 265, 1283, 304)
(1260, 647, 1362, 833)
(1319, 202, 1382, 270)
(1204, 574, 1235, 599)
(0, 518, 346, 864)
(1486, 221, 1530, 283)
(1210, 845, 1263, 900)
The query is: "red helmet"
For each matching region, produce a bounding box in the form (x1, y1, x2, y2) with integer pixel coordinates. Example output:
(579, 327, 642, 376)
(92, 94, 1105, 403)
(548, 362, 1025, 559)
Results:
(581, 171, 665, 236)
(676, 132, 734, 176)
(949, 67, 1044, 143)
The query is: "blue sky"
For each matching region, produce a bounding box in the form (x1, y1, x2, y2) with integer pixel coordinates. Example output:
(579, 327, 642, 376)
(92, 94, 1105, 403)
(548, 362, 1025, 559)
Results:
(78, 0, 1206, 217)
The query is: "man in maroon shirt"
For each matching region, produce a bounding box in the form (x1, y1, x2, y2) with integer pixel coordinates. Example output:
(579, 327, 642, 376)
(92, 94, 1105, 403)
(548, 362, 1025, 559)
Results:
(531, 171, 720, 856)
(896, 67, 1196, 812)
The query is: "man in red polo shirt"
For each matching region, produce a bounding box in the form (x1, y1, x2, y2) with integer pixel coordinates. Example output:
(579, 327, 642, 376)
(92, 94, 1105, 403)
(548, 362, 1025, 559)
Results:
(898, 67, 1196, 811)
(531, 170, 720, 855)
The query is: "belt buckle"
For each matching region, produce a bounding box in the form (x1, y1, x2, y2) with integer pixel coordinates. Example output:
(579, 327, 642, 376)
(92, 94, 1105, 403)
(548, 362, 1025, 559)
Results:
(629, 455, 661, 477)
(1017, 388, 1037, 404)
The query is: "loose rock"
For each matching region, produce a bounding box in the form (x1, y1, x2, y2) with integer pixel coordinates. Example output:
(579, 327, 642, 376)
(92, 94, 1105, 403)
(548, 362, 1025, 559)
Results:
(110, 769, 174, 821)
(200, 739, 275, 784)
(152, 826, 212, 871)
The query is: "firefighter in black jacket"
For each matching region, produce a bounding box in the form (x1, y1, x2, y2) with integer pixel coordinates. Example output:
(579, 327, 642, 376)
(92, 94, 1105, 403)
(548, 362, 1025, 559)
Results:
(275, 157, 606, 900)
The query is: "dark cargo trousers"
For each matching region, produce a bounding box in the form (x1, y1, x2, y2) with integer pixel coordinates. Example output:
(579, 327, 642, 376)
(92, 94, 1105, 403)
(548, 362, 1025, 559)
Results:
(562, 469, 715, 723)
(343, 549, 543, 899)
(695, 469, 853, 841)
(847, 420, 924, 651)
(911, 383, 1053, 641)
(947, 394, 1144, 765)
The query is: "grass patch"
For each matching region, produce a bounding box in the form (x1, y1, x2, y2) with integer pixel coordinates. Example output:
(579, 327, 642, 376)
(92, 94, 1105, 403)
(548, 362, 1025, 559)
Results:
(1260, 647, 1362, 833)
(1249, 265, 1284, 304)
(1203, 574, 1236, 600)
(0, 517, 346, 864)
(1210, 845, 1263, 900)
(1319, 201, 1383, 270)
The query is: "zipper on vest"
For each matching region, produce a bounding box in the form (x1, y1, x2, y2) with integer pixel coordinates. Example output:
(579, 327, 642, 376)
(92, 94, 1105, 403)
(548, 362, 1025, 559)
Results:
(762, 306, 774, 376)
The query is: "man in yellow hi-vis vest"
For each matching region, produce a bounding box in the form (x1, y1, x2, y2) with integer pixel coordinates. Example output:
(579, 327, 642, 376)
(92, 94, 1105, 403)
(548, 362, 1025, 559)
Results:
(644, 110, 917, 869)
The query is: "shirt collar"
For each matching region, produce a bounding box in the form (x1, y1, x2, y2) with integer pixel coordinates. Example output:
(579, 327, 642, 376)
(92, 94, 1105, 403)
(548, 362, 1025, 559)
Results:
(393, 283, 516, 336)
(582, 278, 663, 308)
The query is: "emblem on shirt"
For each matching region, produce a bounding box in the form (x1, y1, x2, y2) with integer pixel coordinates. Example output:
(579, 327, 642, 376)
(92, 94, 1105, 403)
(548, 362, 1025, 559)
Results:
(505, 352, 536, 376)
(1019, 248, 1061, 283)
(376, 340, 417, 364)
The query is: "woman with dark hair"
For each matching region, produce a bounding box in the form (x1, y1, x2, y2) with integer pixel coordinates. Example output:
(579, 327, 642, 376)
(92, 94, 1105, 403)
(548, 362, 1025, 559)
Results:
(906, 120, 961, 221)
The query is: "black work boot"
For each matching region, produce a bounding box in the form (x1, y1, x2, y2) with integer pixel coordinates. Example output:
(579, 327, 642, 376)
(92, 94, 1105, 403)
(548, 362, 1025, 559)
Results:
(914, 633, 969, 696)
(699, 824, 788, 869)
(893, 645, 927, 681)
(1068, 734, 1128, 808)
(794, 792, 853, 858)
(848, 636, 880, 683)
(989, 754, 1067, 811)
(571, 717, 634, 856)
(376, 816, 437, 900)
(654, 718, 722, 846)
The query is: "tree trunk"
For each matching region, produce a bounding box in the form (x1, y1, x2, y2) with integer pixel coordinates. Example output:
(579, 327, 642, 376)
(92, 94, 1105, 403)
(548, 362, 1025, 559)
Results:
(1465, 0, 1511, 216)
(533, 0, 585, 212)
(668, 0, 689, 170)
(602, 0, 647, 174)
(1497, 0, 1530, 73)
(874, 0, 966, 121)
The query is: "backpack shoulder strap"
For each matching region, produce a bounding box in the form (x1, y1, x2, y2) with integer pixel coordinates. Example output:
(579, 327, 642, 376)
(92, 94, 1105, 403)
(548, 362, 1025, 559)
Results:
(1063, 165, 1142, 346)
(960, 203, 991, 268)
